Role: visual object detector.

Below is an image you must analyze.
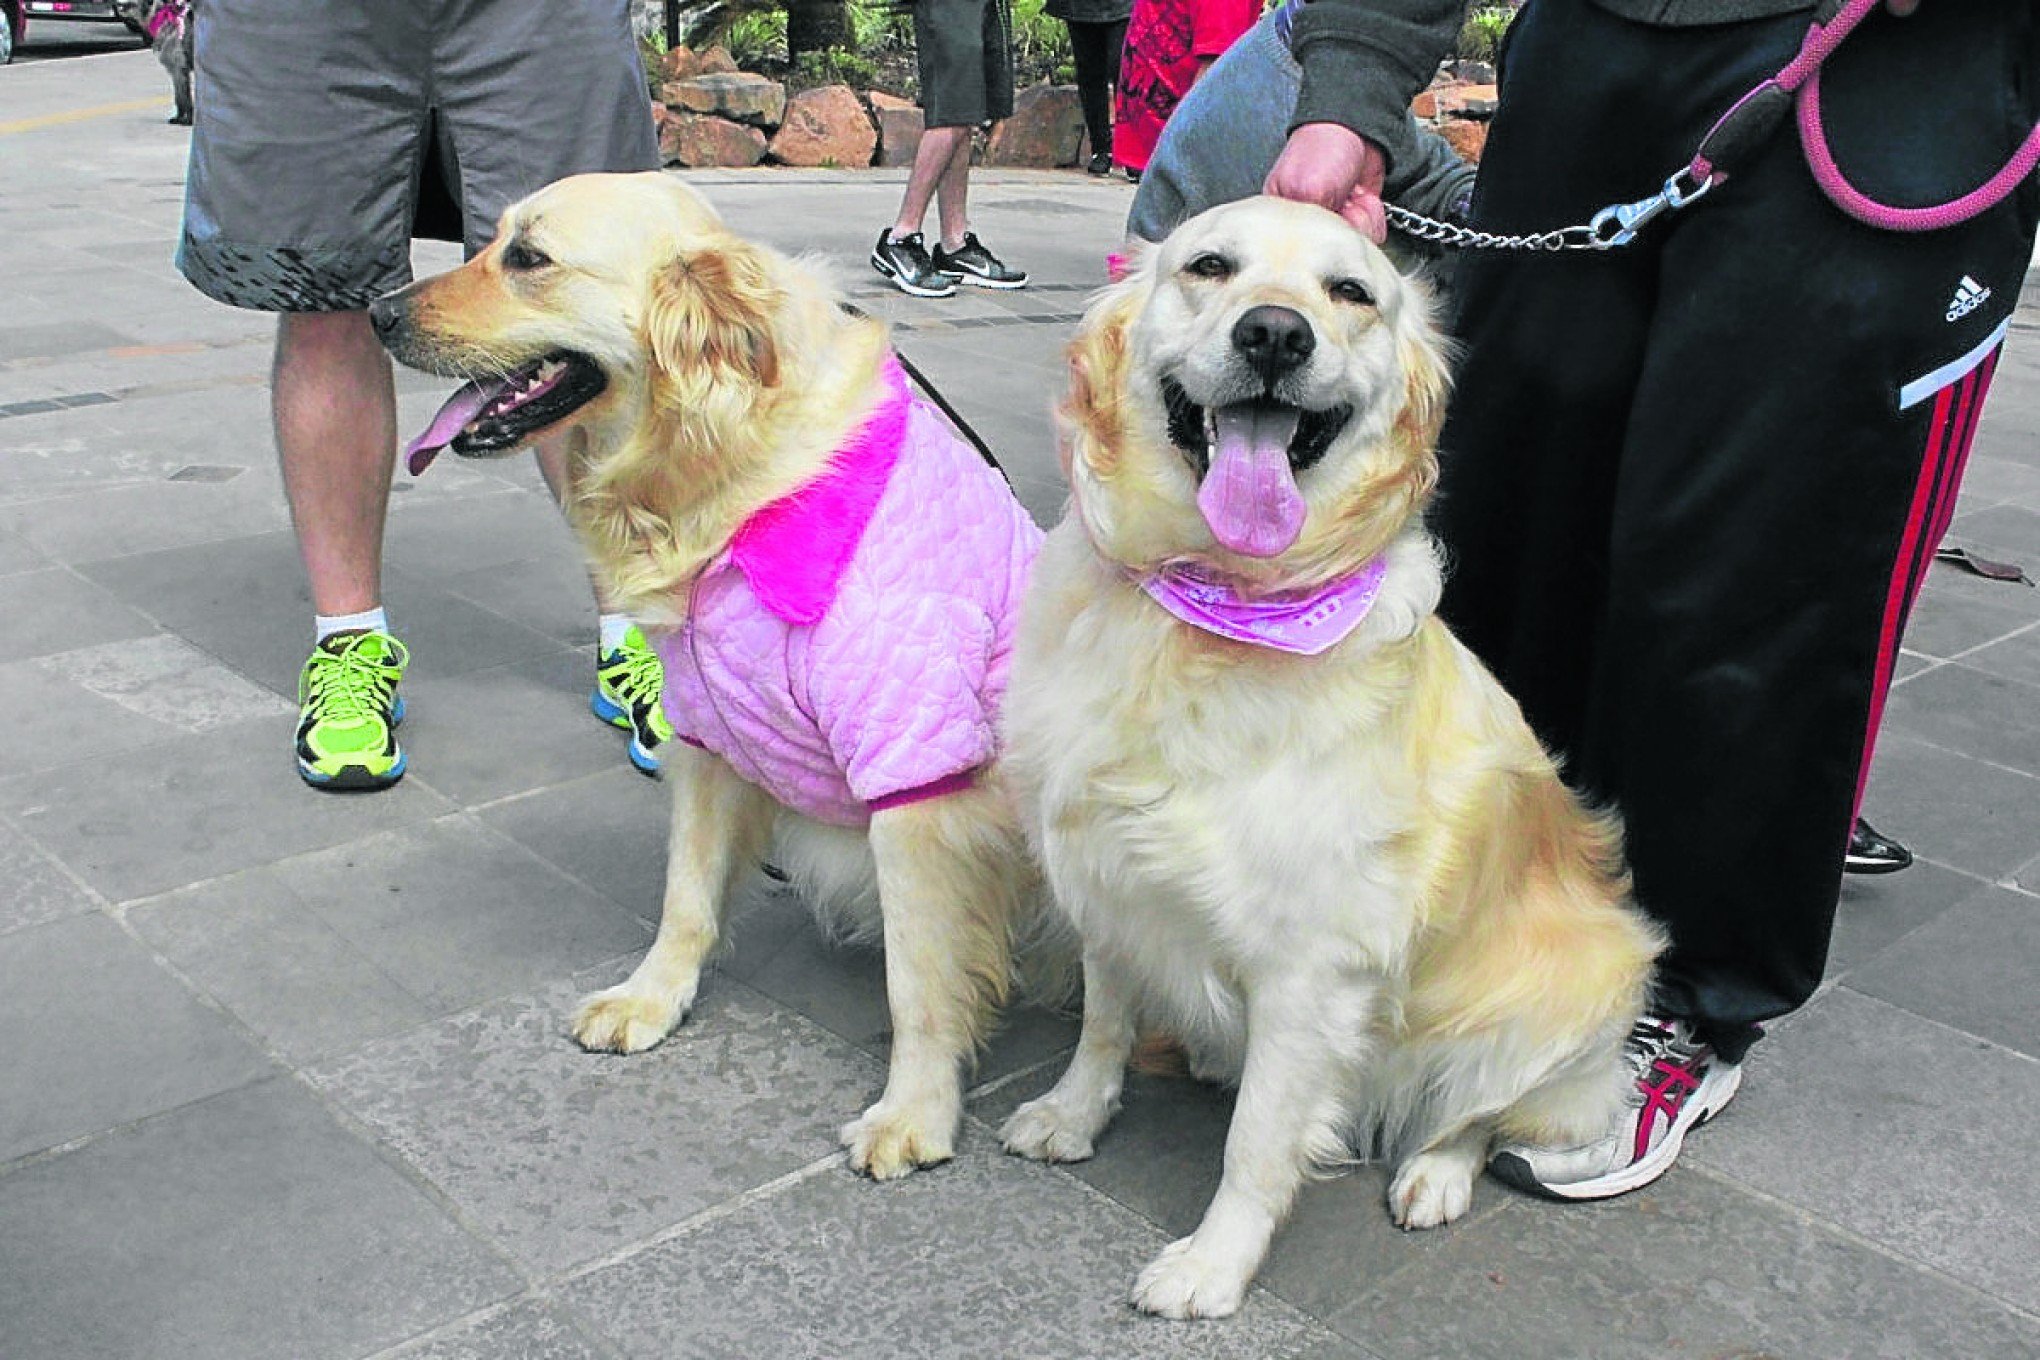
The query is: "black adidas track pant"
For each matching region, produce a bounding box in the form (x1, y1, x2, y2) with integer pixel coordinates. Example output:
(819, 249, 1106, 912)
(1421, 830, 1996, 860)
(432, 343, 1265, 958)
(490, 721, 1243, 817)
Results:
(1433, 0, 2040, 1060)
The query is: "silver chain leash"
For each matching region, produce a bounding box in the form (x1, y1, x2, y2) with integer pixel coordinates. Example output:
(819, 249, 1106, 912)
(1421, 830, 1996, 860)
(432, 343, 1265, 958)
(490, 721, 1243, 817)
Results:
(1386, 166, 1718, 251)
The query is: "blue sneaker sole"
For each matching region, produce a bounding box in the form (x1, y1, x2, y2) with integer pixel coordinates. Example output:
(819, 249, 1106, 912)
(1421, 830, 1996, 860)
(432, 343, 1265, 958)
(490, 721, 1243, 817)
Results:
(591, 689, 631, 728)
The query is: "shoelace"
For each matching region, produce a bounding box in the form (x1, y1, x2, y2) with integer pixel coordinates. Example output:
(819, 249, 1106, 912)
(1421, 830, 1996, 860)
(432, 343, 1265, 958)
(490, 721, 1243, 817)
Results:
(304, 635, 405, 725)
(1623, 1017, 1706, 1161)
(603, 640, 664, 707)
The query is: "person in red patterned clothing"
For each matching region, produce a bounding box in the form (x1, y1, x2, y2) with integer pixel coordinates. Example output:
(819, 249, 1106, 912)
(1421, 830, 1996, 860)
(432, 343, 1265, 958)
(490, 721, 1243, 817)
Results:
(1111, 0, 1258, 182)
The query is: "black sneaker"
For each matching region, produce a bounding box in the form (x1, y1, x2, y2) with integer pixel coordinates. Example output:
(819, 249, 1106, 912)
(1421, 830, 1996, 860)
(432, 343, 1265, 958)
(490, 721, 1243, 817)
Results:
(870, 230, 958, 298)
(1845, 817, 1913, 875)
(932, 232, 1029, 290)
(1087, 151, 1112, 177)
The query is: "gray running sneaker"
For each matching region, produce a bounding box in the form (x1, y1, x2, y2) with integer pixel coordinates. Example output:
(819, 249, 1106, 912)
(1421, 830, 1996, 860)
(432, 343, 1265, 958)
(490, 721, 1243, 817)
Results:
(871, 230, 959, 298)
(932, 232, 1029, 290)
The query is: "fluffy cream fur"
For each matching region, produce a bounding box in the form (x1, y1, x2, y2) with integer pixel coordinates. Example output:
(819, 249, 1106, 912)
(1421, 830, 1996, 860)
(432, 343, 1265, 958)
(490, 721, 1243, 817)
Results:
(998, 197, 1665, 1317)
(379, 172, 1061, 1179)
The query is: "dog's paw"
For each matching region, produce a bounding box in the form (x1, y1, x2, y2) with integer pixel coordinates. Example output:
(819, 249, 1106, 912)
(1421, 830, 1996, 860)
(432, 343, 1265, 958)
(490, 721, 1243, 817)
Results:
(1387, 1152, 1475, 1230)
(840, 1100, 956, 1181)
(570, 985, 687, 1054)
(999, 1096, 1103, 1163)
(1131, 1237, 1251, 1320)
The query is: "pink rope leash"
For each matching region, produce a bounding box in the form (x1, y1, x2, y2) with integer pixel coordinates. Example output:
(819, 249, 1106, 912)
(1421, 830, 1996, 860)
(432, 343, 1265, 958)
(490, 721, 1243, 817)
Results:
(1697, 0, 2040, 233)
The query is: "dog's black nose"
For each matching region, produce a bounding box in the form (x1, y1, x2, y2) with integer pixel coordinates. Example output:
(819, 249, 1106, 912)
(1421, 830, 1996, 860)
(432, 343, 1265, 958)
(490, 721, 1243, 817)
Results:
(367, 296, 403, 340)
(1231, 305, 1315, 381)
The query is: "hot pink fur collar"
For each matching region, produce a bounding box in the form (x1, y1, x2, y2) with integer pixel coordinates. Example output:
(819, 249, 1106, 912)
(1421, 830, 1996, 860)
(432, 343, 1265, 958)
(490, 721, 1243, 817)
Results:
(728, 356, 911, 625)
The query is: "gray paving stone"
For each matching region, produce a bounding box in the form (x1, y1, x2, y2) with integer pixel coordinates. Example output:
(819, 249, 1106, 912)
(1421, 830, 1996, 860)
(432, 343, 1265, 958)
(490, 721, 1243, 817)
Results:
(478, 768, 670, 919)
(0, 912, 274, 1163)
(973, 1067, 1505, 1320)
(0, 1078, 519, 1360)
(77, 529, 567, 698)
(1855, 732, 2040, 881)
(0, 473, 291, 565)
(379, 1299, 613, 1360)
(1883, 661, 2040, 777)
(257, 814, 649, 1016)
(1899, 580, 2040, 659)
(0, 525, 48, 576)
(1951, 503, 2040, 558)
(0, 320, 135, 361)
(51, 632, 293, 730)
(392, 648, 627, 806)
(0, 646, 211, 779)
(1325, 1169, 2040, 1360)
(427, 550, 606, 649)
(125, 864, 438, 1066)
(0, 648, 188, 774)
(1824, 856, 1979, 980)
(1692, 987, 2040, 1313)
(1963, 619, 2040, 685)
(719, 886, 1080, 1085)
(0, 814, 97, 936)
(1845, 883, 2040, 1061)
(308, 975, 883, 1276)
(380, 487, 589, 582)
(560, 1124, 1335, 1360)
(0, 565, 159, 663)
(0, 716, 456, 902)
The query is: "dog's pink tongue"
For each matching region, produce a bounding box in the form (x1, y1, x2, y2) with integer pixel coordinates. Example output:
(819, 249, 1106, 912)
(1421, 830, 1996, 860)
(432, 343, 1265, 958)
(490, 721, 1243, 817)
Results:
(404, 381, 497, 475)
(1197, 404, 1306, 558)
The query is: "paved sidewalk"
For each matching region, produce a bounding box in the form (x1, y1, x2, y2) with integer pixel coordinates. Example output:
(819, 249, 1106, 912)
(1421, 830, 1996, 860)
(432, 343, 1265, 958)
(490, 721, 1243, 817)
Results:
(4, 48, 2040, 1360)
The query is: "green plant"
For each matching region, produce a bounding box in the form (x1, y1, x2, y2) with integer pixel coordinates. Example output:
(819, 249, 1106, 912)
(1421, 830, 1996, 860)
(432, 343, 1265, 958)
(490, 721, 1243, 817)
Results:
(847, 0, 914, 53)
(1009, 0, 1072, 70)
(793, 45, 880, 89)
(1456, 4, 1514, 63)
(724, 7, 788, 64)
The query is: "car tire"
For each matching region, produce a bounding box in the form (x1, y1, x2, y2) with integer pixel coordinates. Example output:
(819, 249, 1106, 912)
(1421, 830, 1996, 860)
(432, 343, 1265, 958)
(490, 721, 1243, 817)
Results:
(0, 13, 15, 64)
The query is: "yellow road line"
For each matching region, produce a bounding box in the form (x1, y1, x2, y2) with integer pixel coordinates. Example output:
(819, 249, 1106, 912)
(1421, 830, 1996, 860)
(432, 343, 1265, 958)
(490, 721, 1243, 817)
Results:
(0, 97, 164, 136)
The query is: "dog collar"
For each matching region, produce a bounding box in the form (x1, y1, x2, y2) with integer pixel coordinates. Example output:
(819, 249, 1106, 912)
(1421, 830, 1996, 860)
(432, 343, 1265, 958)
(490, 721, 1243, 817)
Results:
(1136, 555, 1390, 655)
(728, 355, 911, 625)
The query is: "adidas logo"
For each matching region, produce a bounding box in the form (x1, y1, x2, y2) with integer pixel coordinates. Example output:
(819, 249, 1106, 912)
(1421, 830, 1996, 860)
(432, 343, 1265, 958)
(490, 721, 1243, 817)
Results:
(1946, 274, 1992, 322)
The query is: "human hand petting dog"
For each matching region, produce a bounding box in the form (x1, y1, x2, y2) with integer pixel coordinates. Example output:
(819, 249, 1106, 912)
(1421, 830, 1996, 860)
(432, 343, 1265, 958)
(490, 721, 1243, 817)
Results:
(1264, 123, 1390, 244)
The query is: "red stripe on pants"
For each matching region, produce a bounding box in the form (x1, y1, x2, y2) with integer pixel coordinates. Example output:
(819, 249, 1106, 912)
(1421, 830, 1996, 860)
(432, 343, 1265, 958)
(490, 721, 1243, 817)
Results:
(1853, 349, 2001, 816)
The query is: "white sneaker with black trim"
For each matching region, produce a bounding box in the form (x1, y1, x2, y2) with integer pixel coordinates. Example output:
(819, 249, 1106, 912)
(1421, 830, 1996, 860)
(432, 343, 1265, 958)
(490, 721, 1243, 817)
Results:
(1489, 1015, 1742, 1201)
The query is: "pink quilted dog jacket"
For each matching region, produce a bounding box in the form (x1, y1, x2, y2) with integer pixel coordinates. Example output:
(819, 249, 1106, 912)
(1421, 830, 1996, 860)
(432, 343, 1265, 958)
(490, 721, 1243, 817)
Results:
(654, 358, 1043, 827)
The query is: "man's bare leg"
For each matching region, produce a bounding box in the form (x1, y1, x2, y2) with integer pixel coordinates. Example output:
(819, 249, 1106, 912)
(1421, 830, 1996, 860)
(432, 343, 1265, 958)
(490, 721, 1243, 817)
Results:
(893, 124, 973, 241)
(273, 311, 395, 618)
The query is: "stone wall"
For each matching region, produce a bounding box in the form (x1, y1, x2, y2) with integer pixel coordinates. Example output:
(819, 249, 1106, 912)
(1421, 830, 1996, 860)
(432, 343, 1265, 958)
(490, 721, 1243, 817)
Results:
(650, 46, 1085, 170)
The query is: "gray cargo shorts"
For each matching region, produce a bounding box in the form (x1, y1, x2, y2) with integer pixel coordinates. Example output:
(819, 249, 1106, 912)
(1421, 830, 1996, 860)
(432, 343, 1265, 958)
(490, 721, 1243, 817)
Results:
(177, 0, 659, 312)
(914, 0, 1016, 129)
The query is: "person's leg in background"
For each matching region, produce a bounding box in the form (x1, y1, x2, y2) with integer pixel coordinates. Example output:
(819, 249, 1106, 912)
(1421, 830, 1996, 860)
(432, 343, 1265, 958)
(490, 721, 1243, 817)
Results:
(437, 0, 671, 774)
(931, 0, 1027, 287)
(874, 124, 973, 297)
(1066, 16, 1128, 175)
(875, 0, 1026, 291)
(179, 0, 429, 790)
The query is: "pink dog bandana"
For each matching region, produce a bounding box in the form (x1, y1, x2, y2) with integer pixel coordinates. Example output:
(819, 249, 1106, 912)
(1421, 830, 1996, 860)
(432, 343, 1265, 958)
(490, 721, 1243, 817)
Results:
(1138, 556, 1389, 655)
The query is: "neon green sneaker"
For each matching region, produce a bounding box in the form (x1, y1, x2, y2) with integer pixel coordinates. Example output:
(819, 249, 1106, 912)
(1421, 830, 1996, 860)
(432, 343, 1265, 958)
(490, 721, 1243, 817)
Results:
(592, 624, 671, 777)
(295, 630, 408, 791)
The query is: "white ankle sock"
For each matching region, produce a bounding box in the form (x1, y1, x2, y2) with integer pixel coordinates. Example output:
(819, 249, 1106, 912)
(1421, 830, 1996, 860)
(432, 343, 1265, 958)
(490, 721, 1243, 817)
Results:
(598, 613, 635, 653)
(316, 607, 389, 642)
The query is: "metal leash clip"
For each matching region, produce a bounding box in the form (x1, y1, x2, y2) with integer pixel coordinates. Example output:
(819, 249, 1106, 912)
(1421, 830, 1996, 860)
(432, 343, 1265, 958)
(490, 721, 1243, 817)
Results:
(1586, 167, 1717, 249)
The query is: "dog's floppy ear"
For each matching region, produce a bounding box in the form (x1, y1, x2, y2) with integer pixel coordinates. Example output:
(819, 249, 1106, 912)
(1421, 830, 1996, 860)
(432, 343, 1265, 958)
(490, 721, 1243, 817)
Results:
(1392, 293, 1452, 454)
(645, 243, 784, 392)
(1062, 274, 1147, 477)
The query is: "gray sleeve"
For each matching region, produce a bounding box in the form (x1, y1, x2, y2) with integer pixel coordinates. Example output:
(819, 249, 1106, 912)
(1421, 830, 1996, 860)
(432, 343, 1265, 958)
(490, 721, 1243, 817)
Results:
(1287, 0, 1466, 177)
